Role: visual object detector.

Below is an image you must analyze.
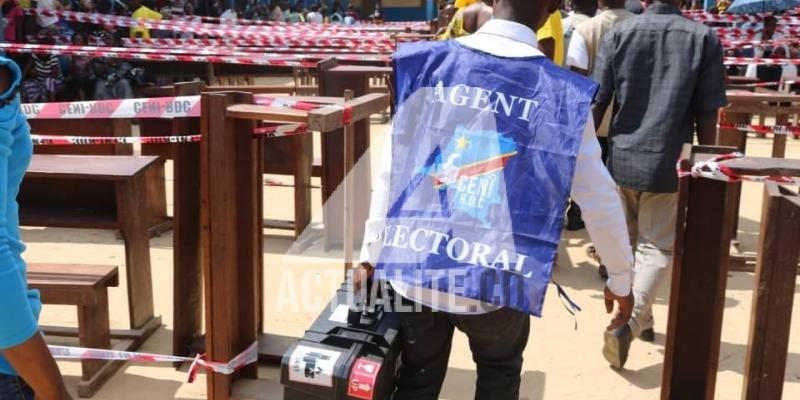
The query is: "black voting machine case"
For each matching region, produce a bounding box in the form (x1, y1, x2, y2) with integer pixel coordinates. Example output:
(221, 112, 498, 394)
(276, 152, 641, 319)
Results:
(280, 281, 402, 400)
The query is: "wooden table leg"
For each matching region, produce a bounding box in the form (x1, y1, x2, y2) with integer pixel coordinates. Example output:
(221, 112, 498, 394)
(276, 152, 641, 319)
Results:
(742, 184, 800, 400)
(116, 173, 159, 334)
(717, 111, 749, 239)
(172, 141, 202, 358)
(319, 72, 371, 248)
(293, 133, 313, 238)
(77, 289, 111, 395)
(201, 92, 260, 400)
(661, 167, 737, 400)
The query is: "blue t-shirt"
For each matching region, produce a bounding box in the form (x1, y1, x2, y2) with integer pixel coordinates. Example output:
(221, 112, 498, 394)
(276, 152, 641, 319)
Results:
(0, 56, 39, 376)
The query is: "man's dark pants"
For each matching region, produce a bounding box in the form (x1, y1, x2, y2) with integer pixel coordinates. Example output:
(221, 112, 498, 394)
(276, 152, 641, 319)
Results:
(394, 303, 530, 400)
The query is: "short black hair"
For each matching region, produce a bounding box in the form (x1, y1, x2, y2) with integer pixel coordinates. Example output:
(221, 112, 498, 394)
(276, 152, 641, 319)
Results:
(764, 15, 778, 25)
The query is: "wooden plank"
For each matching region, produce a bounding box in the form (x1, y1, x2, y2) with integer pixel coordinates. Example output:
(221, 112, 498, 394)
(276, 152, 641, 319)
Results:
(661, 148, 738, 400)
(307, 93, 389, 132)
(724, 105, 798, 115)
(232, 97, 261, 381)
(27, 264, 119, 289)
(77, 288, 111, 394)
(116, 173, 157, 331)
(225, 104, 309, 122)
(318, 65, 374, 248)
(717, 111, 748, 239)
(292, 133, 313, 238)
(742, 184, 800, 400)
(772, 134, 787, 158)
(26, 155, 159, 180)
(19, 205, 117, 230)
(343, 90, 355, 273)
(202, 92, 238, 400)
(718, 156, 800, 177)
(207, 85, 296, 94)
(171, 82, 204, 360)
(202, 92, 262, 400)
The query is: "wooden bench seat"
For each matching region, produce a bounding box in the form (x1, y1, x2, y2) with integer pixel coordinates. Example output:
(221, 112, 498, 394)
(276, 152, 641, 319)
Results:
(28, 263, 126, 398)
(19, 154, 163, 351)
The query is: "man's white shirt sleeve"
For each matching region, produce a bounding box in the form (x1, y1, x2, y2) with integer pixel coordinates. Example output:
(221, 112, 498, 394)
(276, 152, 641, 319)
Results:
(566, 31, 589, 71)
(570, 114, 634, 296)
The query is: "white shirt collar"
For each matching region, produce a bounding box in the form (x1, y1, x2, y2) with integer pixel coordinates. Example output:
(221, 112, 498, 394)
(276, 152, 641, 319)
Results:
(473, 18, 539, 49)
(455, 18, 543, 58)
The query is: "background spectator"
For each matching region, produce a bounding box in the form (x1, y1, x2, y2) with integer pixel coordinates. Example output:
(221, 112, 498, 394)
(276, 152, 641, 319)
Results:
(20, 37, 64, 102)
(2, 0, 23, 43)
(129, 0, 163, 39)
(306, 4, 323, 22)
(66, 32, 93, 100)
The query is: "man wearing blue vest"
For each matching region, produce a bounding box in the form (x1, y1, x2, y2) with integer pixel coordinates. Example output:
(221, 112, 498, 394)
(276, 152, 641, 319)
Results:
(356, 0, 636, 398)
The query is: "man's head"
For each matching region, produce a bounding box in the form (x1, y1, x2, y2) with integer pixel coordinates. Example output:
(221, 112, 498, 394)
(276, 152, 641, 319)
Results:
(598, 0, 625, 9)
(573, 0, 597, 16)
(129, 0, 141, 10)
(764, 15, 778, 36)
(493, 0, 557, 31)
(647, 0, 687, 8)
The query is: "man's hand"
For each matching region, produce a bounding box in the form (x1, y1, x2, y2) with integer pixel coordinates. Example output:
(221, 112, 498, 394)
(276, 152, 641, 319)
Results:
(604, 286, 634, 331)
(352, 262, 374, 294)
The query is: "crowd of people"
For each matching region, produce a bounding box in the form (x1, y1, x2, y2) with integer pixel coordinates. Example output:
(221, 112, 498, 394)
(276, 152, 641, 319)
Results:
(438, 0, 800, 85)
(2, 0, 385, 103)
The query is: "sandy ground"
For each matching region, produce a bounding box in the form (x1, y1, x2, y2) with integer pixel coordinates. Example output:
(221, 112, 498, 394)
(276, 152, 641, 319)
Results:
(24, 120, 800, 400)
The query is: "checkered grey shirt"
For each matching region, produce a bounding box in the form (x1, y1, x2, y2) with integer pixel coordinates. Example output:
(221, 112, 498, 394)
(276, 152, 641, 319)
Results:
(592, 2, 727, 193)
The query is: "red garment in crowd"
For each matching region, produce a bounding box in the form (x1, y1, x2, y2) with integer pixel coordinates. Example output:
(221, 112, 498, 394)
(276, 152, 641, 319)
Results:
(4, 5, 24, 43)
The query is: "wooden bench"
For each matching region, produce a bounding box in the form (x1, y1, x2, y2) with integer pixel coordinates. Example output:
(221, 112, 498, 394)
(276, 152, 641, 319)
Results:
(26, 115, 171, 237)
(27, 263, 126, 398)
(20, 154, 162, 347)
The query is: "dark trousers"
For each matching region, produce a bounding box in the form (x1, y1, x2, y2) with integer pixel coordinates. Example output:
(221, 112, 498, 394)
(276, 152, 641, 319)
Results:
(598, 136, 609, 164)
(394, 304, 530, 400)
(0, 374, 33, 400)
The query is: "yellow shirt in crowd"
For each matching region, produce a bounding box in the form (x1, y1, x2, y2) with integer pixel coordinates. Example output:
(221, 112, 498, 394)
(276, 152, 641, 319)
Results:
(438, 8, 466, 40)
(454, 0, 478, 9)
(537, 11, 564, 66)
(130, 6, 162, 39)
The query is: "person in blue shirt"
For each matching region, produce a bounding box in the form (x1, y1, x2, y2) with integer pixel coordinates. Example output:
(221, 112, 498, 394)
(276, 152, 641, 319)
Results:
(0, 56, 71, 399)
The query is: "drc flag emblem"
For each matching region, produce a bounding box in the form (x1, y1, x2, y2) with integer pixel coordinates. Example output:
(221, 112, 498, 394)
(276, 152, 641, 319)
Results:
(424, 128, 518, 227)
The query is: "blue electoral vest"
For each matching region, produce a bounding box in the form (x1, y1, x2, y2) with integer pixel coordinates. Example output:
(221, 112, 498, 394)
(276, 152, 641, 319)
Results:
(375, 40, 597, 317)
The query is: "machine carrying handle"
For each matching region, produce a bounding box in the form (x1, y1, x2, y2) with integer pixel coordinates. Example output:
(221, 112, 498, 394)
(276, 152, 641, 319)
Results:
(323, 325, 391, 355)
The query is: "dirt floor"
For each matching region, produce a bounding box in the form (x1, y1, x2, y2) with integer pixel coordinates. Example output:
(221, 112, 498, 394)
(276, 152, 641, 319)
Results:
(27, 121, 800, 400)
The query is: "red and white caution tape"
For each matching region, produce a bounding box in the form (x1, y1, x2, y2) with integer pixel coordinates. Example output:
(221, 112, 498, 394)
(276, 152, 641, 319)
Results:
(678, 152, 800, 185)
(50, 341, 258, 383)
(720, 38, 800, 49)
(724, 56, 800, 65)
(739, 80, 800, 87)
(253, 123, 309, 137)
(27, 9, 392, 39)
(123, 36, 395, 48)
(713, 26, 800, 37)
(719, 123, 800, 137)
(22, 96, 200, 119)
(121, 39, 394, 54)
(687, 13, 800, 24)
(255, 97, 354, 124)
(0, 43, 324, 67)
(22, 95, 352, 120)
(29, 125, 312, 145)
(30, 134, 202, 145)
